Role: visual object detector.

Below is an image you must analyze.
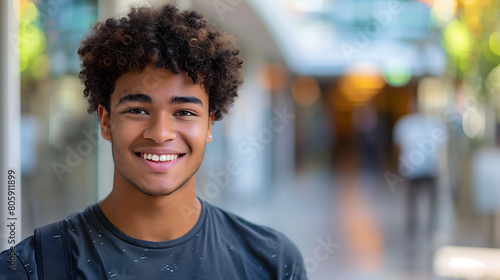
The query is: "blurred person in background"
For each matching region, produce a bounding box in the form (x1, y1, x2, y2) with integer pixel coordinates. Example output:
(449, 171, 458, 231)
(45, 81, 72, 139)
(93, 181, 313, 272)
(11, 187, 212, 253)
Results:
(353, 103, 385, 177)
(0, 3, 306, 279)
(393, 94, 448, 242)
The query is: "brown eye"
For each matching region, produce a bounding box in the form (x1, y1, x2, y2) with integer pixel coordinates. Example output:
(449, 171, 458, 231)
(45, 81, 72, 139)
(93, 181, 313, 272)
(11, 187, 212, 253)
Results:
(126, 108, 147, 115)
(176, 110, 195, 116)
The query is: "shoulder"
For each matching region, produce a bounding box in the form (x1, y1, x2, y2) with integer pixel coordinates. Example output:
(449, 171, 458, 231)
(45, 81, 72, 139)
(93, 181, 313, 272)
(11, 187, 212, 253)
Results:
(0, 236, 37, 279)
(0, 204, 97, 279)
(205, 201, 289, 243)
(203, 201, 307, 279)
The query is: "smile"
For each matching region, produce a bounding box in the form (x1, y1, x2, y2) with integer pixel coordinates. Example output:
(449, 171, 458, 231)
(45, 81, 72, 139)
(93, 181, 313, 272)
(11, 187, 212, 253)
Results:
(139, 153, 183, 162)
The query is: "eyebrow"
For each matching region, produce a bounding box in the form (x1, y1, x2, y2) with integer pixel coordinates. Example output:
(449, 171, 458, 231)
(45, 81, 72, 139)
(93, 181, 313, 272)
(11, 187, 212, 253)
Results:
(118, 93, 152, 104)
(170, 96, 203, 107)
(117, 93, 203, 107)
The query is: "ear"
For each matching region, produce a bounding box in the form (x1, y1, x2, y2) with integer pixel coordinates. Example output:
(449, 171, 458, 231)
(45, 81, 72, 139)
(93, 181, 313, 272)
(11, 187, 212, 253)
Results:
(206, 112, 215, 143)
(97, 105, 112, 141)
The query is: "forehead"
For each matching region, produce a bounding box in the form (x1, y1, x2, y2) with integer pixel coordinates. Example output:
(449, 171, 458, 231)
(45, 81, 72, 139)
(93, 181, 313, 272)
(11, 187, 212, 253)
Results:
(112, 66, 207, 102)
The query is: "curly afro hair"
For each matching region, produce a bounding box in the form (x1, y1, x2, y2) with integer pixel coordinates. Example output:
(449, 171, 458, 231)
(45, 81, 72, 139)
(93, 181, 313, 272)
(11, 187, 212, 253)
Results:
(77, 3, 244, 121)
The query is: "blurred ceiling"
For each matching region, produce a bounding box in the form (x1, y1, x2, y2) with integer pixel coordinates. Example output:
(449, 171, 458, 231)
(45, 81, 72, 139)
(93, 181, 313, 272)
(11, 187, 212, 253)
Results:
(192, 0, 284, 64)
(193, 0, 447, 77)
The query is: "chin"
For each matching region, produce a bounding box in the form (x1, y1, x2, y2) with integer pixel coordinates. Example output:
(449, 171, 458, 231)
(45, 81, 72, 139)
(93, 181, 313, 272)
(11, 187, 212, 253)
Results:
(137, 188, 176, 197)
(135, 183, 182, 197)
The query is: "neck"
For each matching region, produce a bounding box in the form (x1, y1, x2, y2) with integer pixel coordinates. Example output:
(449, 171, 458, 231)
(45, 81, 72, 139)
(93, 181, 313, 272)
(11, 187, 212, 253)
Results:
(99, 170, 201, 242)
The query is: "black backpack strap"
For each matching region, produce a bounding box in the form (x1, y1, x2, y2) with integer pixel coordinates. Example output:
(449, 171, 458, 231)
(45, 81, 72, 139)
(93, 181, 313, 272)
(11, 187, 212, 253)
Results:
(34, 220, 72, 280)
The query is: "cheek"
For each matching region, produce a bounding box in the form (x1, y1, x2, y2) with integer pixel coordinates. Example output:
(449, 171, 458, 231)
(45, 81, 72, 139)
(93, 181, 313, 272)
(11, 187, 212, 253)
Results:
(180, 123, 208, 145)
(110, 119, 144, 146)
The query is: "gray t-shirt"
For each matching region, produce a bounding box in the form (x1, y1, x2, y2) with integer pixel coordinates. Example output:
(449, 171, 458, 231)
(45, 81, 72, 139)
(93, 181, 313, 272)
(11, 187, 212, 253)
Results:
(0, 199, 306, 279)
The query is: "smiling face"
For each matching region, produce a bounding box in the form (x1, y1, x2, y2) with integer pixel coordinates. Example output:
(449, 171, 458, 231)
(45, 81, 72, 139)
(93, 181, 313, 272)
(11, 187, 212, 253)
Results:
(98, 66, 214, 196)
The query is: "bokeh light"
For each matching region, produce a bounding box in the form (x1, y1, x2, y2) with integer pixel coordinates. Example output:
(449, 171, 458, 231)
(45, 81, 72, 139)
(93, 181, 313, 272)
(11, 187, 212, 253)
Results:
(488, 32, 500, 56)
(418, 77, 450, 114)
(291, 76, 321, 106)
(30, 53, 51, 79)
(18, 1, 39, 25)
(339, 63, 385, 105)
(260, 63, 288, 92)
(442, 19, 473, 69)
(383, 59, 412, 87)
(485, 65, 500, 111)
(431, 0, 457, 26)
(462, 107, 483, 138)
(19, 1, 47, 73)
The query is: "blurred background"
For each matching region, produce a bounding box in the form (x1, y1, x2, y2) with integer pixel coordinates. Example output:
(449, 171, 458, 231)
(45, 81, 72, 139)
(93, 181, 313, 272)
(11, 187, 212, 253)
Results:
(2, 0, 500, 279)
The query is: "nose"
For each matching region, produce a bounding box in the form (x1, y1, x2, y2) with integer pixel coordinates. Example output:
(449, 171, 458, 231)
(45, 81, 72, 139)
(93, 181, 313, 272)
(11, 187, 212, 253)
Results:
(142, 112, 177, 143)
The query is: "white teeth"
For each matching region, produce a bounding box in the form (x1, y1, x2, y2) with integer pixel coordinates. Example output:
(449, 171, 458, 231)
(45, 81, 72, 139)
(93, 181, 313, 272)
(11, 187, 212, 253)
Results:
(141, 153, 179, 162)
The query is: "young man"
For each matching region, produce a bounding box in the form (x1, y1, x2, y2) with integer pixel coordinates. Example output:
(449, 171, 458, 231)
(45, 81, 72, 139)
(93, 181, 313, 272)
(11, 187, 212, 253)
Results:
(1, 3, 307, 279)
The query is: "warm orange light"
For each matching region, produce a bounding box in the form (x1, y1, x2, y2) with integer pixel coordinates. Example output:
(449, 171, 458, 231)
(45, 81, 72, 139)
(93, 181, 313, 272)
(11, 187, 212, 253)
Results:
(345, 74, 386, 90)
(291, 76, 320, 106)
(461, 3, 483, 36)
(340, 177, 383, 271)
(260, 63, 288, 92)
(338, 65, 385, 104)
(18, 0, 30, 12)
(339, 82, 377, 103)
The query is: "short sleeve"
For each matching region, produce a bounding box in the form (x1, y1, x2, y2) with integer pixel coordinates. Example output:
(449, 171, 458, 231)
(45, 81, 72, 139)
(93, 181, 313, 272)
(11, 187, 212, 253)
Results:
(0, 236, 37, 280)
